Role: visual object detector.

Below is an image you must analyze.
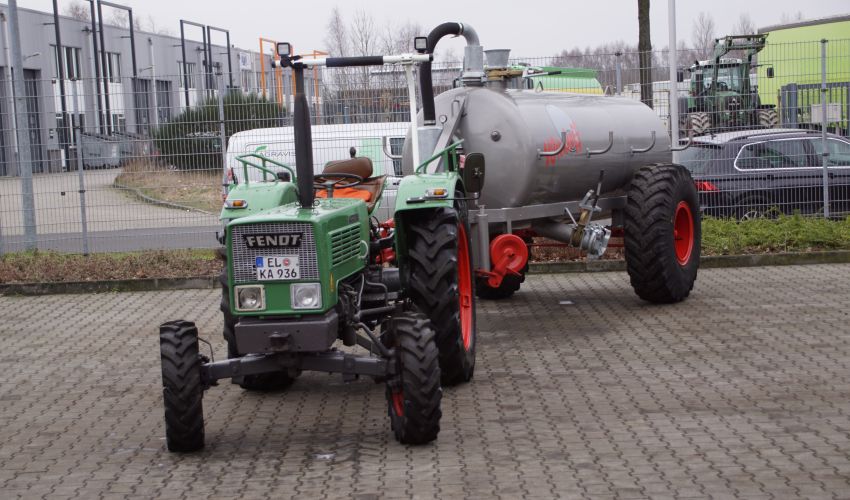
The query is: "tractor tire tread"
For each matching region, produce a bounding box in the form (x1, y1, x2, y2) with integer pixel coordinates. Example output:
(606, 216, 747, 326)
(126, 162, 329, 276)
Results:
(625, 164, 701, 304)
(406, 208, 475, 386)
(160, 320, 205, 452)
(388, 313, 442, 445)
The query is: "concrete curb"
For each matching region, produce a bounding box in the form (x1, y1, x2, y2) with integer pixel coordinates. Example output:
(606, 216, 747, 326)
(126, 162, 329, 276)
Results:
(528, 250, 850, 274)
(3, 251, 850, 296)
(112, 182, 216, 216)
(0, 277, 217, 296)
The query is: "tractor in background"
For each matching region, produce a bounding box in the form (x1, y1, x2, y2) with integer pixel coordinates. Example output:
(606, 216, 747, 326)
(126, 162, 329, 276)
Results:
(679, 34, 778, 136)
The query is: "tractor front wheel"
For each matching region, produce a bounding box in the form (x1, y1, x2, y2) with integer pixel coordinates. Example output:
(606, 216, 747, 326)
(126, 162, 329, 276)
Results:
(407, 208, 476, 386)
(625, 164, 701, 303)
(385, 312, 442, 445)
(160, 320, 205, 452)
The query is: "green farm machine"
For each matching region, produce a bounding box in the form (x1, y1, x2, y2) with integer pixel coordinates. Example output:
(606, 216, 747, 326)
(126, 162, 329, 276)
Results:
(159, 41, 483, 451)
(679, 34, 778, 135)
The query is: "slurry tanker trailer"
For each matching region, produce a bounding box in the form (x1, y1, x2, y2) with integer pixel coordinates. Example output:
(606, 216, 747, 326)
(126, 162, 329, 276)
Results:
(157, 22, 699, 452)
(406, 22, 699, 302)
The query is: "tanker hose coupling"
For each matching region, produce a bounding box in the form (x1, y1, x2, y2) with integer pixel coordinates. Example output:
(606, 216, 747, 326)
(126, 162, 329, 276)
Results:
(580, 224, 611, 261)
(531, 218, 611, 261)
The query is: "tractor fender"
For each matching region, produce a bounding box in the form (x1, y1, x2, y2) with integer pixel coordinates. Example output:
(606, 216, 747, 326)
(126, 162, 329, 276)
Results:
(392, 172, 463, 214)
(220, 182, 298, 221)
(392, 172, 465, 278)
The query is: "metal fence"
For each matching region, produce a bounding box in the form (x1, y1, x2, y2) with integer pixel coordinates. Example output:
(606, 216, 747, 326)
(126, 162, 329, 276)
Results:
(1, 37, 849, 255)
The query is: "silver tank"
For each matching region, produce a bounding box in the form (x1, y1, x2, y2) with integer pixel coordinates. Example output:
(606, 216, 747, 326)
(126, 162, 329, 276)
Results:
(403, 86, 672, 208)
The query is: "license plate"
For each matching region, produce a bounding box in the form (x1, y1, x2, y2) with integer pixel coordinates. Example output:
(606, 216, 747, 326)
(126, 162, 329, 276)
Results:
(255, 255, 299, 280)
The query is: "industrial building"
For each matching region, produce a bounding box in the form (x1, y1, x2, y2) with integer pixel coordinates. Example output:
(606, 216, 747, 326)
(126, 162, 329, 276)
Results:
(0, 2, 306, 176)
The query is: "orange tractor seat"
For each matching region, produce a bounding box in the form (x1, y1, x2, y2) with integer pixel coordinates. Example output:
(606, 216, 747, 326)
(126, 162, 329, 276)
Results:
(315, 157, 385, 211)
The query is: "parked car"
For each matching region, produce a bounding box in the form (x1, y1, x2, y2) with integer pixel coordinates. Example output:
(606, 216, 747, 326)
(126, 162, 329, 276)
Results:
(678, 128, 850, 219)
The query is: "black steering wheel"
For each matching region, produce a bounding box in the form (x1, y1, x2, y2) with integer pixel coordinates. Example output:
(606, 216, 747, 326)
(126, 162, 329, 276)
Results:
(313, 173, 364, 198)
(715, 81, 729, 91)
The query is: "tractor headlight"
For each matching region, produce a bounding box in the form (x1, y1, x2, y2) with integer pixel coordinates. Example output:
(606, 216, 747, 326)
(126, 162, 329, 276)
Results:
(235, 285, 265, 311)
(291, 283, 322, 310)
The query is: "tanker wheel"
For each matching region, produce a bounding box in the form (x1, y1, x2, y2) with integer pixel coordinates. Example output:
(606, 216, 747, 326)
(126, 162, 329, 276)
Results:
(624, 164, 701, 304)
(160, 320, 205, 452)
(475, 235, 532, 300)
(220, 269, 297, 391)
(385, 312, 442, 445)
(407, 207, 476, 386)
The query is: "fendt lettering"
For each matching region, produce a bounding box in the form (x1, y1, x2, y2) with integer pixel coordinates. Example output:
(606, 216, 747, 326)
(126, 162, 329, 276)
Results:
(243, 233, 303, 248)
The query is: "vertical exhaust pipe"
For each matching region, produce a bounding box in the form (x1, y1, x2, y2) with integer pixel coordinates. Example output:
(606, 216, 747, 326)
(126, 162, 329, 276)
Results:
(292, 64, 315, 209)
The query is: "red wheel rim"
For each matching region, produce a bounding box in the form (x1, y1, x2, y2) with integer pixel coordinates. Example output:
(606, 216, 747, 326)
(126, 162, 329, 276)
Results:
(391, 390, 404, 416)
(457, 224, 473, 351)
(673, 201, 694, 266)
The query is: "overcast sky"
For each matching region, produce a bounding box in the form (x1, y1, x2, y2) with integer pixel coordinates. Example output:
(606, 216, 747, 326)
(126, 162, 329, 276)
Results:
(17, 0, 850, 57)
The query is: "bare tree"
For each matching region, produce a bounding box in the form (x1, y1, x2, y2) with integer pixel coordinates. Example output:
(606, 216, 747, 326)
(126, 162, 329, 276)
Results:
(638, 0, 653, 108)
(350, 10, 377, 57)
(692, 11, 717, 59)
(380, 21, 422, 54)
(63, 0, 90, 21)
(108, 9, 141, 31)
(144, 15, 174, 36)
(324, 7, 349, 57)
(732, 13, 757, 35)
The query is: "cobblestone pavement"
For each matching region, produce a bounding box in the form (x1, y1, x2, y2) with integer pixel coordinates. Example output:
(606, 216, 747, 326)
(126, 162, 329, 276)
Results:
(2, 264, 850, 499)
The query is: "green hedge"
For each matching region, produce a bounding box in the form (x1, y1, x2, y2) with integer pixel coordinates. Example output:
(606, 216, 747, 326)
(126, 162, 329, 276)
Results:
(154, 91, 284, 170)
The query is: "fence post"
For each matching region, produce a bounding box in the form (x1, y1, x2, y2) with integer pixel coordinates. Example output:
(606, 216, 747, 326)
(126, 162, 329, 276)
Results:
(8, 0, 36, 250)
(667, 0, 679, 156)
(217, 71, 228, 190)
(71, 80, 90, 255)
(820, 39, 830, 219)
(615, 51, 622, 95)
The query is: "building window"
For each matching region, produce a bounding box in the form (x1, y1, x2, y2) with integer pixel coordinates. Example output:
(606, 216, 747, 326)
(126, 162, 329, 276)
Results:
(178, 61, 197, 89)
(52, 46, 82, 80)
(106, 52, 121, 83)
(156, 80, 172, 122)
(113, 114, 126, 133)
(241, 69, 253, 91)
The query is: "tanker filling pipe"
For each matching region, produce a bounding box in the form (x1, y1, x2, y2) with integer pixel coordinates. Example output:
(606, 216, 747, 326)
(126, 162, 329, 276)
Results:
(403, 63, 421, 170)
(418, 22, 483, 126)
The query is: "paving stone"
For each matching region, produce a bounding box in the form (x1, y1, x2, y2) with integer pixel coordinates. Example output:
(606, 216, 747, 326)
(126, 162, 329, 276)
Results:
(2, 264, 850, 498)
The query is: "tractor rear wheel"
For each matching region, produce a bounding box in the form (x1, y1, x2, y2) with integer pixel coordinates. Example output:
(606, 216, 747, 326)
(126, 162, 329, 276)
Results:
(220, 270, 296, 391)
(407, 208, 476, 386)
(689, 112, 710, 136)
(385, 312, 442, 445)
(757, 108, 778, 129)
(160, 320, 205, 452)
(625, 164, 701, 304)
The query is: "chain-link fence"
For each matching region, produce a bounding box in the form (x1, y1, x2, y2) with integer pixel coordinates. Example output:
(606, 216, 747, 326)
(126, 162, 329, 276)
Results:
(1, 37, 849, 255)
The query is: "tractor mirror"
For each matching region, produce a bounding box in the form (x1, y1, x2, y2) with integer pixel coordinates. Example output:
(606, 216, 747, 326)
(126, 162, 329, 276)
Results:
(462, 153, 486, 193)
(676, 69, 684, 83)
(766, 67, 774, 78)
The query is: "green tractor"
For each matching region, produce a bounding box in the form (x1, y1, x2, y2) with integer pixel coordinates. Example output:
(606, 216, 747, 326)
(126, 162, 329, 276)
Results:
(158, 43, 484, 451)
(679, 34, 778, 136)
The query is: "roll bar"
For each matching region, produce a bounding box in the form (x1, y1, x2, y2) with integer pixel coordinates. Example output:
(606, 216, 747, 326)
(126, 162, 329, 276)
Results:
(273, 53, 431, 69)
